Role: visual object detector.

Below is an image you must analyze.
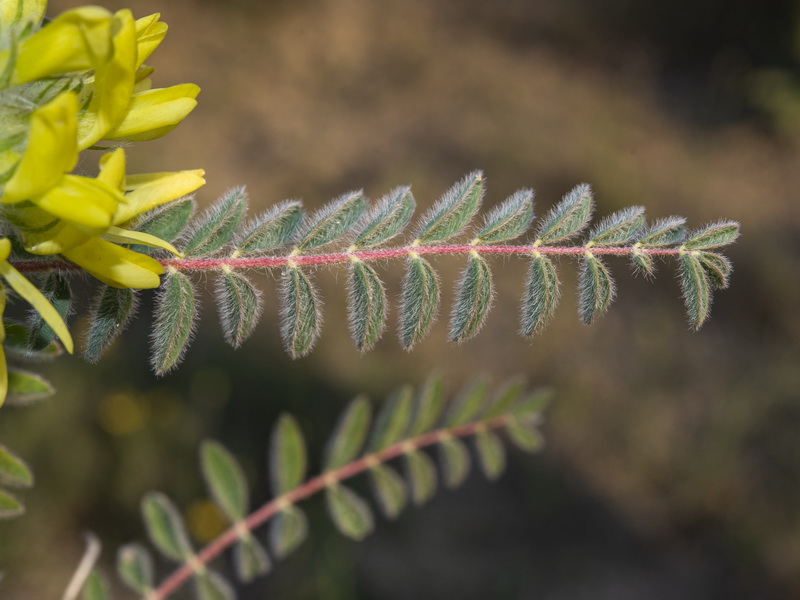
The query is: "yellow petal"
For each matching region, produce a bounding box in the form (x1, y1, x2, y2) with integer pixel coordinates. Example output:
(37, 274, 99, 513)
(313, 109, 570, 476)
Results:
(61, 237, 164, 289)
(104, 83, 199, 142)
(97, 148, 127, 190)
(0, 238, 11, 262)
(77, 10, 138, 149)
(115, 169, 205, 224)
(32, 174, 120, 232)
(22, 221, 91, 255)
(0, 258, 74, 353)
(102, 226, 183, 257)
(11, 6, 114, 86)
(2, 92, 78, 204)
(135, 13, 168, 68)
(0, 0, 46, 30)
(0, 286, 5, 405)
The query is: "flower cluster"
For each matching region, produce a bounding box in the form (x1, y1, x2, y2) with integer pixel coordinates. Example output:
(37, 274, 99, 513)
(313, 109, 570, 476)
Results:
(0, 0, 205, 403)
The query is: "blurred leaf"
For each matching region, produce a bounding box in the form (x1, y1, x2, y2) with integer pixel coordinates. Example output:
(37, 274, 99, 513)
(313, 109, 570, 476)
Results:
(399, 256, 440, 349)
(268, 506, 308, 560)
(512, 389, 553, 417)
(438, 438, 471, 489)
(295, 190, 366, 251)
(680, 253, 711, 329)
(535, 184, 593, 243)
(587, 206, 645, 246)
(0, 445, 33, 488)
(200, 440, 248, 522)
(5, 368, 54, 405)
(415, 171, 483, 242)
(369, 464, 408, 519)
(81, 571, 111, 600)
(353, 186, 415, 248)
(449, 254, 493, 343)
(151, 270, 196, 374)
(506, 419, 543, 453)
(235, 200, 303, 255)
(475, 430, 506, 480)
(405, 450, 437, 505)
(216, 270, 262, 348)
(698, 251, 732, 289)
(445, 377, 488, 427)
(520, 255, 560, 336)
(473, 189, 534, 243)
(116, 543, 154, 595)
(141, 492, 194, 561)
(279, 266, 320, 359)
(483, 377, 525, 419)
(325, 483, 374, 541)
(27, 271, 70, 351)
(84, 286, 138, 363)
(194, 570, 235, 600)
(369, 384, 413, 451)
(348, 261, 387, 352)
(637, 216, 687, 247)
(233, 535, 271, 582)
(183, 187, 247, 257)
(578, 254, 615, 324)
(270, 414, 307, 496)
(131, 197, 194, 253)
(408, 374, 445, 436)
(0, 489, 23, 518)
(683, 221, 740, 250)
(2, 321, 61, 359)
(325, 396, 371, 470)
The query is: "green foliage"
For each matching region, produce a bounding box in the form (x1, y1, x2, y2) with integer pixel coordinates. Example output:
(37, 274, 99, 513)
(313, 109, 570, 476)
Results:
(116, 544, 155, 595)
(234, 200, 303, 255)
(295, 190, 366, 251)
(182, 187, 247, 258)
(131, 197, 195, 254)
(347, 260, 387, 352)
(578, 254, 615, 325)
(353, 186, 415, 248)
(535, 183, 593, 243)
(215, 270, 261, 348)
(279, 266, 320, 359)
(414, 171, 484, 242)
(151, 270, 196, 374)
(449, 254, 493, 343)
(473, 189, 534, 243)
(84, 287, 137, 363)
(270, 415, 307, 496)
(27, 271, 71, 351)
(399, 255, 440, 349)
(520, 255, 560, 336)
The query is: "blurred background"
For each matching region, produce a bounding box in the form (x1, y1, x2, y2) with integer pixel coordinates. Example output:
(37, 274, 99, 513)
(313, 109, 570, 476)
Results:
(2, 0, 800, 598)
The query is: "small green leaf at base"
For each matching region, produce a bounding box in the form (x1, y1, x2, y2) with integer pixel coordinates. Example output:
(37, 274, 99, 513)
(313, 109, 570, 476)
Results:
(151, 270, 197, 375)
(325, 483, 374, 541)
(141, 492, 194, 561)
(475, 430, 506, 480)
(578, 254, 615, 325)
(279, 266, 321, 359)
(399, 256, 440, 349)
(116, 543, 155, 595)
(449, 254, 493, 343)
(269, 506, 308, 560)
(404, 450, 437, 505)
(234, 535, 271, 582)
(348, 261, 387, 352)
(200, 440, 248, 522)
(521, 255, 560, 336)
(0, 445, 33, 488)
(438, 438, 471, 489)
(369, 464, 408, 519)
(84, 286, 138, 363)
(216, 270, 262, 348)
(270, 414, 307, 496)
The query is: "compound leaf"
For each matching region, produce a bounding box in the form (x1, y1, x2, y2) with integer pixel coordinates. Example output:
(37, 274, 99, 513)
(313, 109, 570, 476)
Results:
(353, 186, 415, 248)
(578, 254, 615, 324)
(536, 183, 593, 243)
(270, 414, 307, 496)
(369, 464, 408, 519)
(151, 270, 196, 375)
(235, 200, 303, 255)
(348, 261, 387, 352)
(473, 188, 534, 243)
(141, 492, 194, 561)
(325, 396, 371, 471)
(415, 171, 484, 242)
(216, 270, 262, 348)
(587, 206, 645, 246)
(521, 255, 560, 336)
(84, 286, 138, 363)
(279, 266, 320, 359)
(325, 483, 374, 541)
(399, 256, 440, 349)
(200, 440, 248, 522)
(449, 254, 493, 343)
(295, 190, 366, 251)
(183, 187, 247, 257)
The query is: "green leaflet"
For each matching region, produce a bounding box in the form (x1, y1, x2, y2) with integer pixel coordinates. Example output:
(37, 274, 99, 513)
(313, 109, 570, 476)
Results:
(631, 250, 656, 277)
(2, 321, 62, 359)
(698, 251, 732, 289)
(449, 254, 493, 343)
(520, 255, 560, 336)
(399, 255, 440, 349)
(578, 254, 615, 325)
(683, 220, 740, 250)
(233, 535, 271, 582)
(81, 571, 111, 600)
(325, 483, 374, 541)
(482, 377, 525, 419)
(369, 384, 413, 451)
(5, 368, 54, 406)
(194, 570, 235, 600)
(680, 252, 711, 329)
(325, 395, 372, 470)
(0, 445, 33, 488)
(151, 270, 196, 375)
(131, 197, 194, 254)
(475, 430, 506, 480)
(473, 188, 534, 243)
(141, 492, 194, 561)
(0, 489, 23, 518)
(353, 186, 415, 248)
(295, 190, 366, 251)
(506, 418, 544, 453)
(216, 270, 262, 348)
(404, 450, 437, 505)
(182, 187, 247, 257)
(200, 440, 249, 522)
(27, 271, 70, 351)
(512, 389, 553, 417)
(408, 373, 445, 436)
(235, 200, 303, 255)
(279, 266, 321, 359)
(587, 206, 645, 246)
(445, 377, 488, 427)
(84, 286, 137, 363)
(636, 216, 687, 247)
(269, 506, 308, 559)
(535, 183, 593, 243)
(369, 464, 408, 519)
(415, 171, 484, 243)
(348, 261, 387, 352)
(116, 543, 154, 595)
(270, 414, 307, 496)
(438, 438, 471, 489)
